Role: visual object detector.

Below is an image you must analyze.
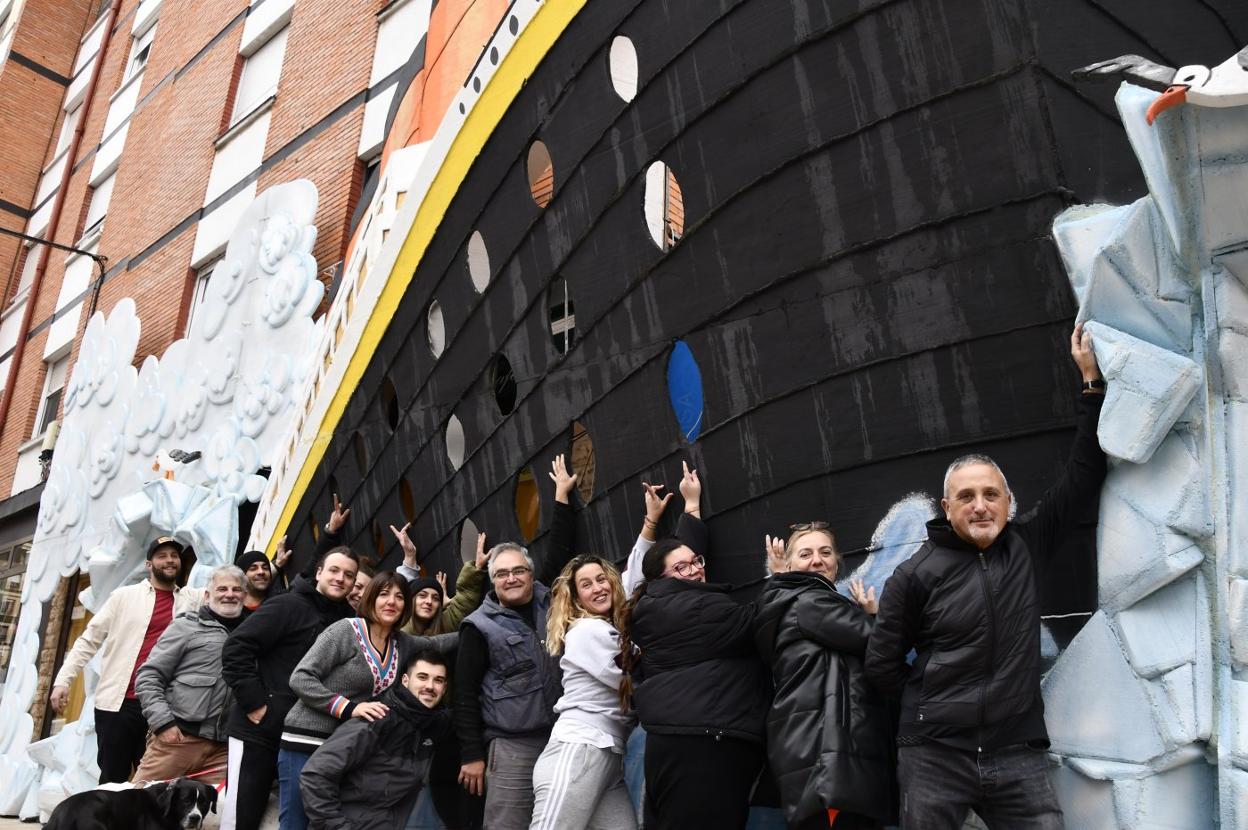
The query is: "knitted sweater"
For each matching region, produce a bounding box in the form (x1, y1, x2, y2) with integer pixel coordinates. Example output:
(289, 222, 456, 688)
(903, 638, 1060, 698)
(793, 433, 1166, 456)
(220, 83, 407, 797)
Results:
(282, 617, 456, 752)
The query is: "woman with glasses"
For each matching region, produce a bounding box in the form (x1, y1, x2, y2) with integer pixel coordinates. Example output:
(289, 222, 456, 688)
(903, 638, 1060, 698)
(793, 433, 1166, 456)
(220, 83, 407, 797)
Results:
(528, 554, 637, 829)
(754, 524, 895, 829)
(617, 463, 770, 829)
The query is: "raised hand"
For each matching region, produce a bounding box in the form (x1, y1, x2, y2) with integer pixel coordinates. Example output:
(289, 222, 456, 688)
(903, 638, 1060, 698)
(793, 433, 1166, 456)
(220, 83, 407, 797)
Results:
(679, 461, 701, 515)
(764, 535, 787, 575)
(436, 571, 448, 595)
(273, 536, 292, 570)
(550, 453, 579, 504)
(641, 482, 674, 540)
(474, 532, 489, 570)
(1071, 323, 1102, 383)
(849, 577, 879, 615)
(328, 493, 351, 534)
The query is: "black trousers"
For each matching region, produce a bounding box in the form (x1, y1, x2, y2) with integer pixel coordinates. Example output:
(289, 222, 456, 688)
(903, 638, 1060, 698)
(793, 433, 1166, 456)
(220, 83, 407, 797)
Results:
(225, 739, 279, 830)
(94, 698, 148, 784)
(428, 733, 484, 829)
(643, 732, 763, 830)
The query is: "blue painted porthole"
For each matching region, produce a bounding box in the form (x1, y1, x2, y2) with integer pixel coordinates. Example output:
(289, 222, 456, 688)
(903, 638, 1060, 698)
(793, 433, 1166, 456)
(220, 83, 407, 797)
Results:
(666, 340, 704, 442)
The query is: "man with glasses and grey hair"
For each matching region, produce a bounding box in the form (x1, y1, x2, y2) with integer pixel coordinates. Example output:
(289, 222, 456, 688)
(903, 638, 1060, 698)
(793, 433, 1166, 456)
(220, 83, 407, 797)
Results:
(132, 564, 248, 786)
(865, 324, 1107, 829)
(454, 455, 579, 829)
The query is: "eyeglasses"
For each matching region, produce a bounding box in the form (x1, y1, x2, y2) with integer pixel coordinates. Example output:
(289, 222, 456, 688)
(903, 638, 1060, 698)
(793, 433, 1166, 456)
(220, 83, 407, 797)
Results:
(492, 566, 532, 581)
(790, 521, 830, 531)
(664, 555, 705, 578)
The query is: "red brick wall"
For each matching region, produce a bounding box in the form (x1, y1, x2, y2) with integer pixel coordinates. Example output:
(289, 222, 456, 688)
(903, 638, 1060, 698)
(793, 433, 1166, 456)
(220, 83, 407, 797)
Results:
(0, 0, 385, 495)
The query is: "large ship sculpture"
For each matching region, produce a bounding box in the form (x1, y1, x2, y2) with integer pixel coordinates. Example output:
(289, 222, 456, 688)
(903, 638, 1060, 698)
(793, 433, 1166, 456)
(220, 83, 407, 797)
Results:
(0, 0, 1245, 825)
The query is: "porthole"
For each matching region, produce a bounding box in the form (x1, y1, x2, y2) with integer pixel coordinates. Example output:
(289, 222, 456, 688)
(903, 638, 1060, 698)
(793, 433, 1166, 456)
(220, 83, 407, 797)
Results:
(508, 15, 518, 34)
(353, 431, 368, 474)
(309, 510, 320, 543)
(571, 421, 596, 503)
(514, 467, 540, 542)
(666, 340, 704, 442)
(400, 477, 416, 523)
(446, 414, 466, 470)
(548, 278, 575, 355)
(491, 354, 517, 415)
(644, 161, 684, 251)
(468, 231, 490, 293)
(380, 376, 399, 430)
(428, 301, 446, 357)
(372, 520, 386, 559)
(460, 517, 480, 565)
(609, 36, 638, 102)
(527, 141, 554, 208)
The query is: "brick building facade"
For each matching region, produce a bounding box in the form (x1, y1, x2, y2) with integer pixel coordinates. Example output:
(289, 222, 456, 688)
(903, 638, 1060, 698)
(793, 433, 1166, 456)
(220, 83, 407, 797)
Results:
(0, 0, 434, 737)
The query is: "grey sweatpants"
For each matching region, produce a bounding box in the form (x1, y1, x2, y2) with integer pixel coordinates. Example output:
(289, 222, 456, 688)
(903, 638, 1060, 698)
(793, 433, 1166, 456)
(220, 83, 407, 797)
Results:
(529, 739, 637, 830)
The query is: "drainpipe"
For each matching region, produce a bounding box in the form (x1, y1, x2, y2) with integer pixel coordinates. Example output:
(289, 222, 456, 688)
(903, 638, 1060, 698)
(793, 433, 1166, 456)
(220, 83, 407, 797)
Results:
(0, 0, 122, 448)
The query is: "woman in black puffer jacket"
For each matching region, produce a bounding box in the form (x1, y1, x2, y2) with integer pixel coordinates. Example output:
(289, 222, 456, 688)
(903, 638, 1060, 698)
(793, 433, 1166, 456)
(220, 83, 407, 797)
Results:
(754, 525, 897, 830)
(619, 464, 771, 830)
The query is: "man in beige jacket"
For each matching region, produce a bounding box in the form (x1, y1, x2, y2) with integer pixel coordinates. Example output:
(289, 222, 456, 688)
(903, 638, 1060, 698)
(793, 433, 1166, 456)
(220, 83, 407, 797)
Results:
(49, 537, 200, 783)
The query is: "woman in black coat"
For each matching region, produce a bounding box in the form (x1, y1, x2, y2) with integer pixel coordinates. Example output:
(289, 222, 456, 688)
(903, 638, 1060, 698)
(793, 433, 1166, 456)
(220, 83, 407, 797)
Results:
(619, 464, 771, 830)
(754, 524, 896, 830)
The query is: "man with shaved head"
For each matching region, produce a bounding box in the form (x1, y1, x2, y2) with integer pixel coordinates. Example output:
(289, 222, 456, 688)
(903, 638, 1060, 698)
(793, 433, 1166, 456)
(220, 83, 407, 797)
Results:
(866, 325, 1107, 829)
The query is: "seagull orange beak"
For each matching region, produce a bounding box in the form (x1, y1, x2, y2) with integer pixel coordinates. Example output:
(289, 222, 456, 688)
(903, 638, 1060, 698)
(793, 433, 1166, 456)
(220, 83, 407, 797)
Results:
(1146, 85, 1188, 125)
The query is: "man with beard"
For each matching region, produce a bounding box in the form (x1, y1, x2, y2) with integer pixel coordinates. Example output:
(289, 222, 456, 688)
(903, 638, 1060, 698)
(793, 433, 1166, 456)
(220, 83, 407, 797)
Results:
(49, 537, 201, 783)
(236, 545, 293, 613)
(133, 565, 249, 785)
(220, 547, 358, 830)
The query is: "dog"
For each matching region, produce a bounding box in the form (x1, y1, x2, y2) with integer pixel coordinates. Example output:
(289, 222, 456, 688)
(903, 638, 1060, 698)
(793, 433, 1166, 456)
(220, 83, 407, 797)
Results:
(44, 777, 218, 830)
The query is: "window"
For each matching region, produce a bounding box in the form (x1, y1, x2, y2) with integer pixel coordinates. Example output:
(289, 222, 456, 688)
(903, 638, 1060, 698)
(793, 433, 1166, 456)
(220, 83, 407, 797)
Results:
(427, 301, 445, 357)
(548, 277, 575, 355)
(55, 104, 82, 158)
(0, 541, 33, 690)
(14, 242, 40, 300)
(35, 356, 68, 438)
(231, 26, 288, 126)
(527, 141, 554, 208)
(125, 23, 157, 82)
(514, 467, 539, 542)
(570, 421, 595, 503)
(491, 354, 517, 416)
(644, 161, 685, 251)
(609, 36, 638, 102)
(666, 340, 704, 442)
(184, 258, 218, 334)
(82, 171, 116, 237)
(445, 414, 465, 470)
(467, 230, 490, 293)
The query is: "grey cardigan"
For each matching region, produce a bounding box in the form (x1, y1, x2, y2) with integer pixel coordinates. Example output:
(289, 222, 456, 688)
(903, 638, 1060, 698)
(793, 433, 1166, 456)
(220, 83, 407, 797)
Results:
(134, 607, 236, 741)
(282, 617, 455, 751)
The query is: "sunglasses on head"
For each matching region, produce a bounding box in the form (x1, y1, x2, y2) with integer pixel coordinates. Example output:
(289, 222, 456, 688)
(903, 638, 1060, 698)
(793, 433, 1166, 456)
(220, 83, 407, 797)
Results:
(790, 521, 830, 532)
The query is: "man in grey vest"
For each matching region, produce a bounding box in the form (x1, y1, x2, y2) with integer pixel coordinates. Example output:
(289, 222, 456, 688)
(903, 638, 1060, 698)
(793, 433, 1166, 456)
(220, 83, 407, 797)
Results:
(454, 456, 579, 829)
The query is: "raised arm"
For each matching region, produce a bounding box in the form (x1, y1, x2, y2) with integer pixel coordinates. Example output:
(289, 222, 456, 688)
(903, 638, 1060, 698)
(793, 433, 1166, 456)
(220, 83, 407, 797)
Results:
(674, 462, 708, 557)
(440, 549, 488, 631)
(622, 482, 671, 595)
(297, 493, 350, 581)
(536, 454, 578, 585)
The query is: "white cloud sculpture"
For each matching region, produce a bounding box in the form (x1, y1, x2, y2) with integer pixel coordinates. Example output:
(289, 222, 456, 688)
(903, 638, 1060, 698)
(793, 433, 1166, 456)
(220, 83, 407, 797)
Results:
(0, 180, 325, 819)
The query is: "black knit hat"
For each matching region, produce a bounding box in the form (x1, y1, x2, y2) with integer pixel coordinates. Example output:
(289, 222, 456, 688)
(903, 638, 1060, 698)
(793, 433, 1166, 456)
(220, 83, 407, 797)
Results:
(235, 550, 270, 572)
(146, 536, 184, 560)
(408, 575, 444, 600)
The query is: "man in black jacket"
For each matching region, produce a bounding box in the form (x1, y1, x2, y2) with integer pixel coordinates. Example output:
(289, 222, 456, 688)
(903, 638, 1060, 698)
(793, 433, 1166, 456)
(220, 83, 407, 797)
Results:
(864, 325, 1106, 829)
(219, 546, 358, 830)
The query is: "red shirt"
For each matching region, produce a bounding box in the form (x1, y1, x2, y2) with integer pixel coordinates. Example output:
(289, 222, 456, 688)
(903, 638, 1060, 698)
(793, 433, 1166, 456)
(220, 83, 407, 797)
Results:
(126, 588, 175, 699)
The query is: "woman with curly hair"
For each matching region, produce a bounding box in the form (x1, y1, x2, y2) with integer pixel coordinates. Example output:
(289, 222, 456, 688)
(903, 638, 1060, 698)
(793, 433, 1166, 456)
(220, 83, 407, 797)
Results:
(529, 554, 637, 830)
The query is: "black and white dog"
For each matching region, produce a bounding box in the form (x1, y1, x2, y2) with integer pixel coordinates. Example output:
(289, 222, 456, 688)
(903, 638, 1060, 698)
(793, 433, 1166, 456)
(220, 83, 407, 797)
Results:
(44, 778, 218, 830)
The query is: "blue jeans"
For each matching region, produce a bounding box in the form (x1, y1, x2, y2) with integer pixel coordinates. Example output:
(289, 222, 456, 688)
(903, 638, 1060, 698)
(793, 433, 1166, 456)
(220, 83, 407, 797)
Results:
(898, 742, 1063, 829)
(276, 748, 312, 830)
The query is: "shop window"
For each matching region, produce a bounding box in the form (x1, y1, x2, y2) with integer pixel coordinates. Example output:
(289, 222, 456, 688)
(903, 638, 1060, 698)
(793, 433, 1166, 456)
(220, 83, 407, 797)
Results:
(666, 340, 704, 442)
(571, 421, 595, 503)
(514, 468, 540, 542)
(0, 540, 32, 691)
(468, 231, 490, 293)
(644, 161, 684, 251)
(527, 140, 554, 208)
(427, 301, 445, 357)
(446, 414, 465, 470)
(609, 36, 638, 102)
(491, 354, 517, 416)
(548, 278, 575, 355)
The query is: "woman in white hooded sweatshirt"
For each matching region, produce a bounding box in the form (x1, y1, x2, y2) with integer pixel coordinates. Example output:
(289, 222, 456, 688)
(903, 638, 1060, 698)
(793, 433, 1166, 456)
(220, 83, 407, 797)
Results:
(529, 554, 637, 830)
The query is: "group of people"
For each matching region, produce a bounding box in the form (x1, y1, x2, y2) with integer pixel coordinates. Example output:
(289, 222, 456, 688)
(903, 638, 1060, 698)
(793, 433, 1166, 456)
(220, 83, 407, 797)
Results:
(47, 325, 1108, 829)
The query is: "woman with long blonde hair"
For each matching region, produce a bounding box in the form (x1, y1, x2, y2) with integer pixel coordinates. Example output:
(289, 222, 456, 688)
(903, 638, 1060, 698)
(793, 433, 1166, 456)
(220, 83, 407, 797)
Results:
(529, 554, 637, 830)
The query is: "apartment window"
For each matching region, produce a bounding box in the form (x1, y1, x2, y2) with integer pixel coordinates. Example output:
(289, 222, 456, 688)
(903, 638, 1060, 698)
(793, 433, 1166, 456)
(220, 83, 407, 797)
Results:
(0, 540, 32, 688)
(55, 104, 82, 158)
(231, 26, 288, 126)
(14, 242, 40, 300)
(35, 356, 68, 438)
(125, 23, 157, 82)
(82, 171, 116, 238)
(184, 258, 218, 334)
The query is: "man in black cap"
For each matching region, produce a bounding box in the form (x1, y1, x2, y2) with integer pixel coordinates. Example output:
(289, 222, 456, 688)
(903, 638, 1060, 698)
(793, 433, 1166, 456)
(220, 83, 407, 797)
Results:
(49, 535, 201, 783)
(236, 543, 293, 614)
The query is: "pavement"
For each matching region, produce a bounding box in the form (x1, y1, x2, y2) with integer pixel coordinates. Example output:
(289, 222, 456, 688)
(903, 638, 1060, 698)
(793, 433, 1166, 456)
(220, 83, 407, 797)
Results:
(0, 819, 37, 828)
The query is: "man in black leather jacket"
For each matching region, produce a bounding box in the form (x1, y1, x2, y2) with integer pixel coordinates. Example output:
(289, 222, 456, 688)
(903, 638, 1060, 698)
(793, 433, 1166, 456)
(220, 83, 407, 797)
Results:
(864, 325, 1106, 829)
